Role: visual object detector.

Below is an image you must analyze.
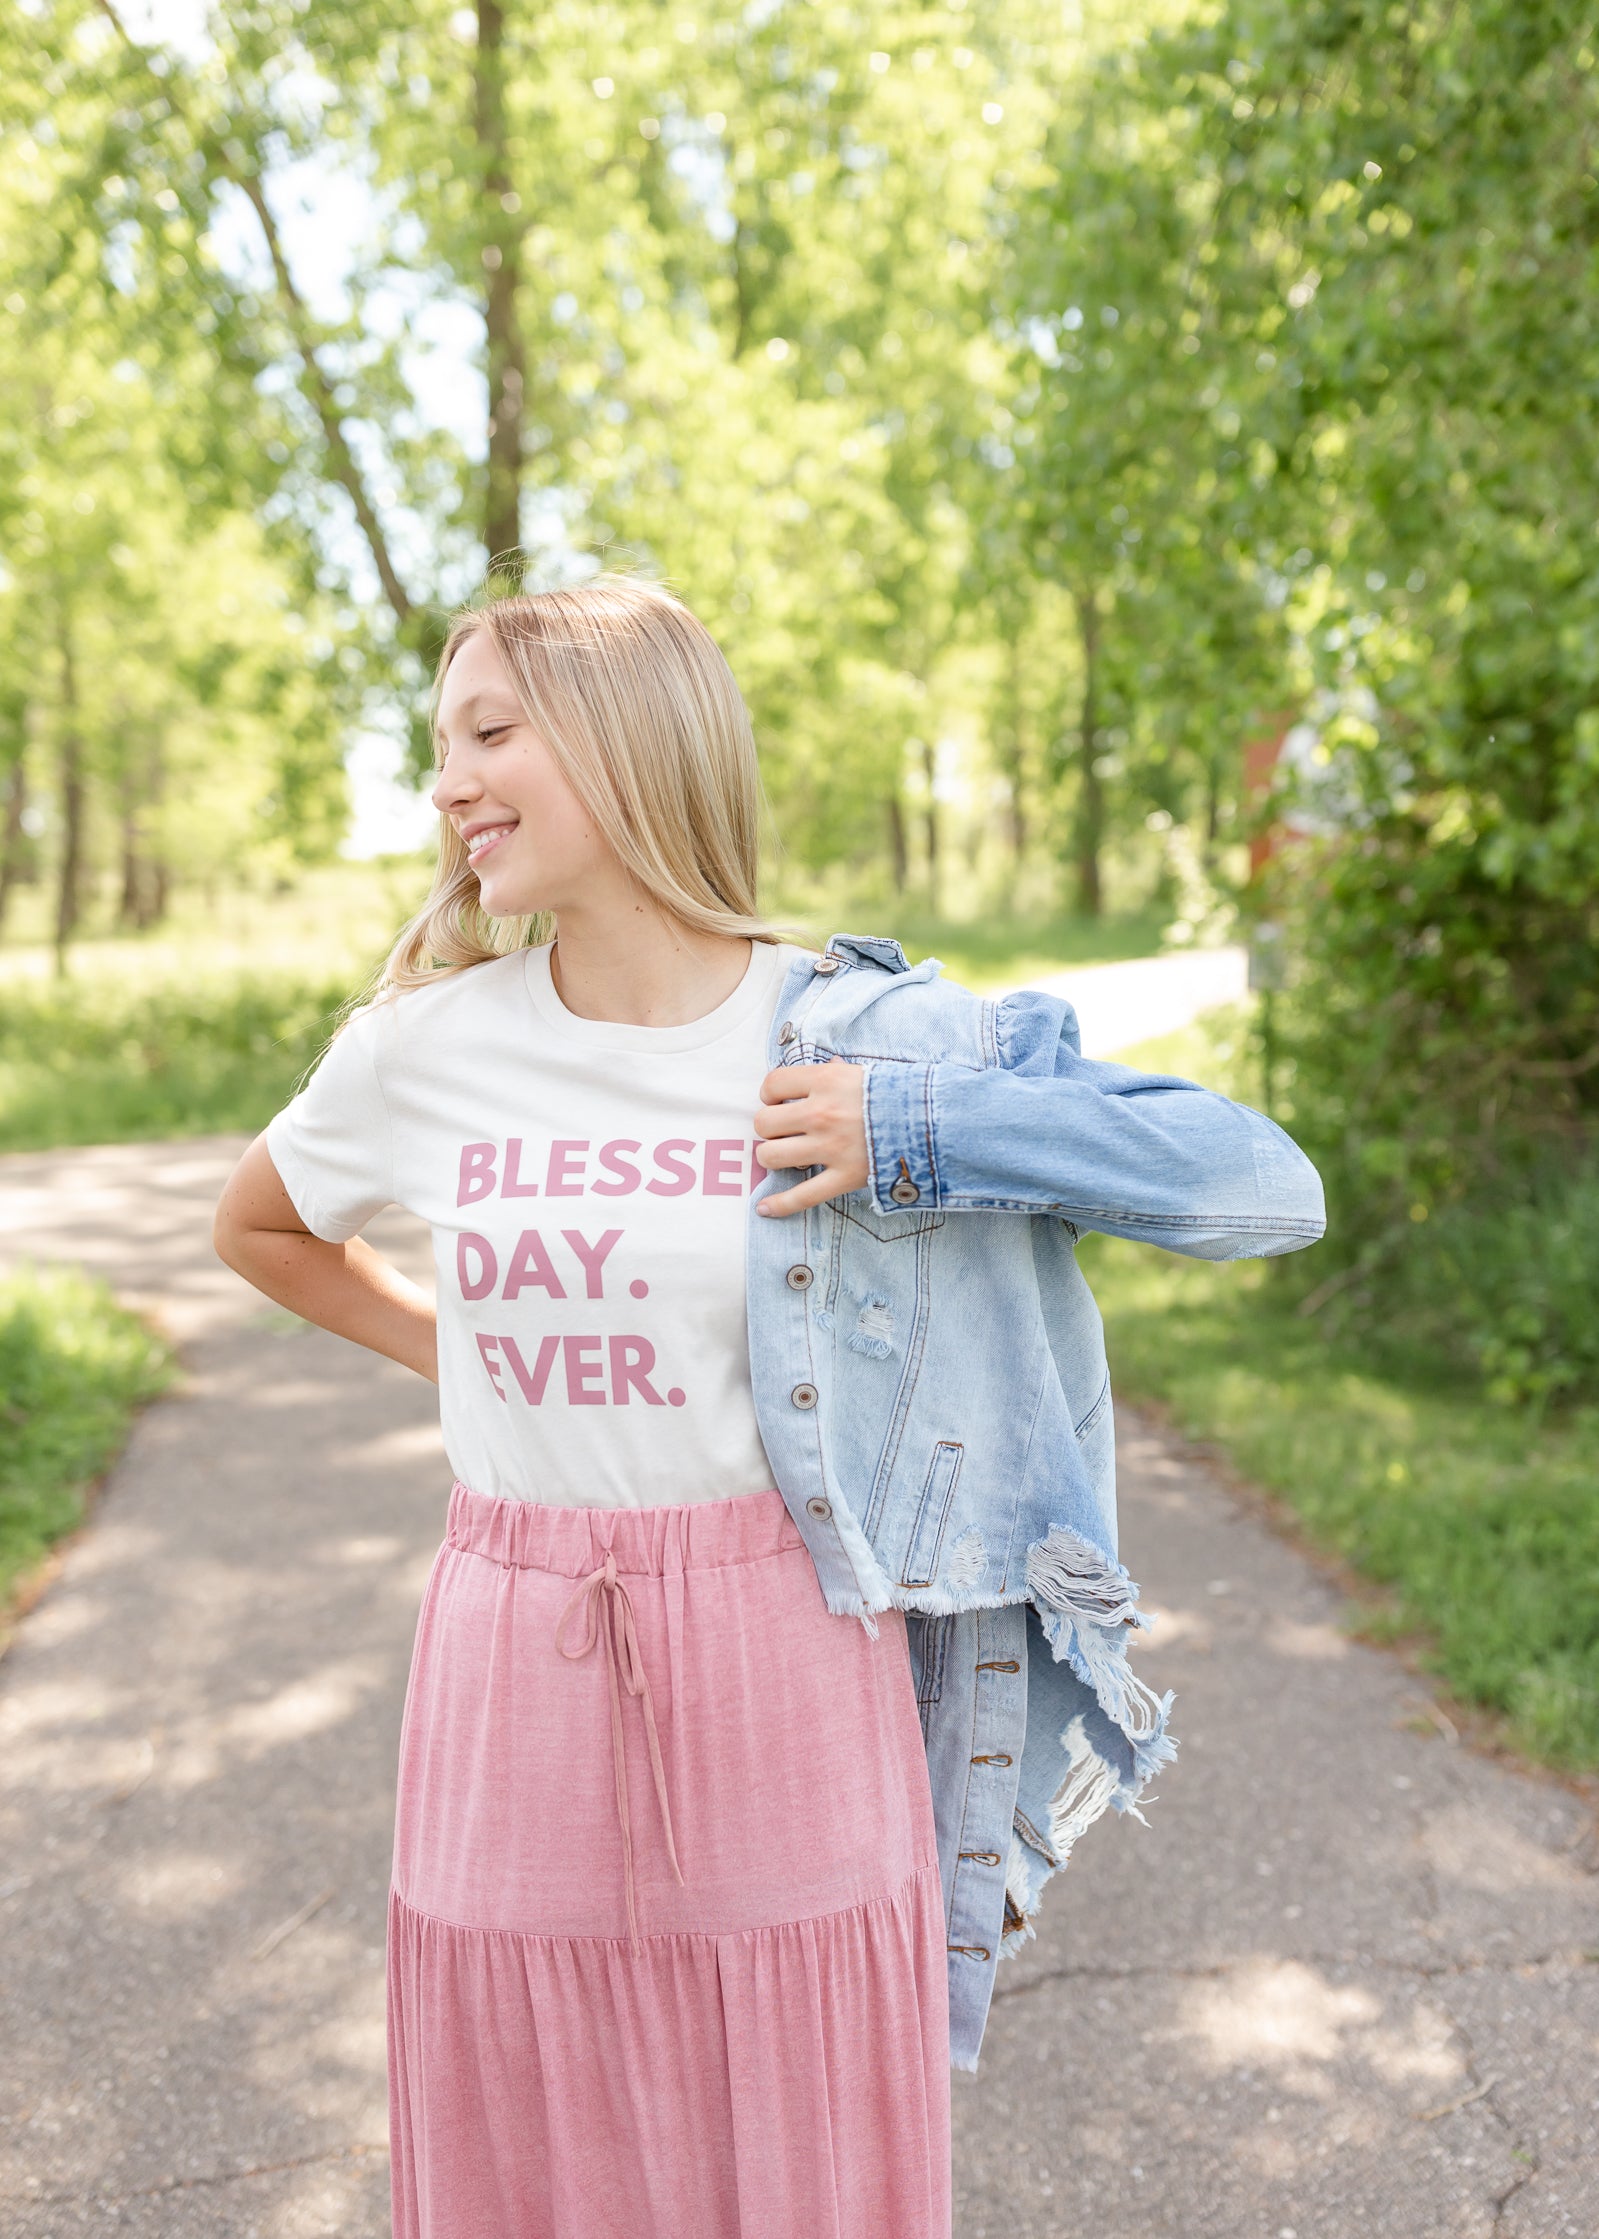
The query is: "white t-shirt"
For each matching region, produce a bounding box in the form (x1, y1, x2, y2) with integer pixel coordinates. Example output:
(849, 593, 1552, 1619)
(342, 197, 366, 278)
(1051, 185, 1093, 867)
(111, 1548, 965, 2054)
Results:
(266, 938, 807, 1509)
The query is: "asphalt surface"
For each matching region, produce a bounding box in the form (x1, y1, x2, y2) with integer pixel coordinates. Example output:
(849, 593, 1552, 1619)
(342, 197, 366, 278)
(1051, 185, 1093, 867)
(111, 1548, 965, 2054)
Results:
(1, 1133, 1596, 2239)
(1022, 946, 1249, 1059)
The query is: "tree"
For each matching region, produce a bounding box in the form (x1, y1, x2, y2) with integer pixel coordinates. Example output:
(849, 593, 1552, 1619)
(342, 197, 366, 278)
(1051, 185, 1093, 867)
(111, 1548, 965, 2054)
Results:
(0, 8, 356, 956)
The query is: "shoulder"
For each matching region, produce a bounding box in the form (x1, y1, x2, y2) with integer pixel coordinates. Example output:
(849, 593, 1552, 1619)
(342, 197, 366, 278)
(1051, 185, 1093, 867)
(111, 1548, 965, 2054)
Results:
(814, 933, 998, 1066)
(814, 934, 1081, 1072)
(353, 948, 535, 1063)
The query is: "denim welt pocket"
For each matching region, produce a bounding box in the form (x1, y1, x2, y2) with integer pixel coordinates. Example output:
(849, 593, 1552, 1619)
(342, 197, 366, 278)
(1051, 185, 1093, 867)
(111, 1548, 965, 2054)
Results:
(838, 1194, 946, 1242)
(900, 1440, 964, 1588)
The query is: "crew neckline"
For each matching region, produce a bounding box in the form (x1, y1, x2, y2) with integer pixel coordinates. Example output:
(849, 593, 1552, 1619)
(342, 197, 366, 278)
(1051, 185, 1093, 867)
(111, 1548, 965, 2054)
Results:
(522, 939, 801, 1053)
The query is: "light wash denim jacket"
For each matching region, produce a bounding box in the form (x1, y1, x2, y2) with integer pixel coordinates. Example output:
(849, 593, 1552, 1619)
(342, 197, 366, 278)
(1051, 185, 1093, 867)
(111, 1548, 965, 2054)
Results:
(746, 934, 1326, 2069)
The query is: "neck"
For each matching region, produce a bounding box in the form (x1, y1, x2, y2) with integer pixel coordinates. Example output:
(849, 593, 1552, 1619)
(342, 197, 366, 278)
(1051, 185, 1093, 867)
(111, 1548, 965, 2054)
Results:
(547, 898, 754, 1027)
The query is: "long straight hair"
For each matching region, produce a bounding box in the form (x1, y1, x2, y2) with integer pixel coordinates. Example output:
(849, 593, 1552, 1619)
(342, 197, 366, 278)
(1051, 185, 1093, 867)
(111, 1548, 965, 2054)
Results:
(379, 575, 782, 992)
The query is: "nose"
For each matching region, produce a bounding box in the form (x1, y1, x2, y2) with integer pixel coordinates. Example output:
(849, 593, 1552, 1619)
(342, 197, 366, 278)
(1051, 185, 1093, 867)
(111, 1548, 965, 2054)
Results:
(430, 744, 481, 816)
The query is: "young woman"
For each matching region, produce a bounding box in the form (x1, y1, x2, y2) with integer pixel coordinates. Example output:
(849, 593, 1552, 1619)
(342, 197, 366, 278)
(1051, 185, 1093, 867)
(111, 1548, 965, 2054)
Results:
(215, 574, 1325, 2239)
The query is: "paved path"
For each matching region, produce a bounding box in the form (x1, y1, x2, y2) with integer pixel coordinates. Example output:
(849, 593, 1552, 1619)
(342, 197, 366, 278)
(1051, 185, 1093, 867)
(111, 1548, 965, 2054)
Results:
(1008, 945, 1250, 1058)
(3, 1138, 1597, 2239)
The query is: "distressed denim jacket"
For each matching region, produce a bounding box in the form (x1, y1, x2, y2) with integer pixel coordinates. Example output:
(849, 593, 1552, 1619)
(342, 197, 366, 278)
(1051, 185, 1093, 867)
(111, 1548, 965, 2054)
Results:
(746, 934, 1326, 2070)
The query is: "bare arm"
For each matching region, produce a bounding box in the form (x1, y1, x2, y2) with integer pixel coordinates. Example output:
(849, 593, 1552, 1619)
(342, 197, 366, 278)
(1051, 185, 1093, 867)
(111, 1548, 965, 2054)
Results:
(213, 1133, 438, 1383)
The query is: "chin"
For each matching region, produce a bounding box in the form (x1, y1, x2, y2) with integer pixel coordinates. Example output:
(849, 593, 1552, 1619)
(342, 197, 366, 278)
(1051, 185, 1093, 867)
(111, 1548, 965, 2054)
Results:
(475, 872, 550, 922)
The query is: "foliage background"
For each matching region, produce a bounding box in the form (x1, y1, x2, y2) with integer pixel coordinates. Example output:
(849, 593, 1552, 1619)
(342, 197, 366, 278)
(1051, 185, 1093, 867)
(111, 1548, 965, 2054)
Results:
(4, 1, 1598, 1399)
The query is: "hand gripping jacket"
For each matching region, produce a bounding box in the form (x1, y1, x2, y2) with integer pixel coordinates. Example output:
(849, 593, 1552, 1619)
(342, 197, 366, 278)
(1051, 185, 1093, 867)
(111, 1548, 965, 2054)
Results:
(745, 935, 1327, 2069)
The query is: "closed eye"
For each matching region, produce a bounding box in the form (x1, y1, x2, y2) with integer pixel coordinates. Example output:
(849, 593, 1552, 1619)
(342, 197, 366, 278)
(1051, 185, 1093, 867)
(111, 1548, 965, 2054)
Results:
(476, 723, 512, 743)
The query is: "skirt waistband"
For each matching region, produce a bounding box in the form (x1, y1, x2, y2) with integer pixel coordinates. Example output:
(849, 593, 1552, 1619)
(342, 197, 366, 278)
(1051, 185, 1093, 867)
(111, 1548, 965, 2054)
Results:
(444, 1481, 804, 1579)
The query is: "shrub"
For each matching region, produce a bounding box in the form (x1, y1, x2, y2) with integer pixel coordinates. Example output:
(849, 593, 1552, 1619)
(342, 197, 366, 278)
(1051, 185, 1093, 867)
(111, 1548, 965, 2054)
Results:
(0, 1264, 174, 1608)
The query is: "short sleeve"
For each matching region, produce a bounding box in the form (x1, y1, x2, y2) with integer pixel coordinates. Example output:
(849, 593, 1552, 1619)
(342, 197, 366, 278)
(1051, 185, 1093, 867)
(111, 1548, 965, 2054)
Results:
(265, 1003, 395, 1242)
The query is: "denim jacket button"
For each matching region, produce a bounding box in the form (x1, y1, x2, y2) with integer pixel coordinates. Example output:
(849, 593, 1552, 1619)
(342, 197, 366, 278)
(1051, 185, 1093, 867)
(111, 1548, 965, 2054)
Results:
(785, 1263, 815, 1291)
(805, 1496, 832, 1519)
(790, 1382, 819, 1409)
(778, 1020, 797, 1046)
(812, 955, 841, 975)
(889, 1177, 921, 1206)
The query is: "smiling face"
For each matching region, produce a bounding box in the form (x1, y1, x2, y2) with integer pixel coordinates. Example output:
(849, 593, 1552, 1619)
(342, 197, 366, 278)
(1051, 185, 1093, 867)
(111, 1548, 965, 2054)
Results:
(430, 626, 620, 921)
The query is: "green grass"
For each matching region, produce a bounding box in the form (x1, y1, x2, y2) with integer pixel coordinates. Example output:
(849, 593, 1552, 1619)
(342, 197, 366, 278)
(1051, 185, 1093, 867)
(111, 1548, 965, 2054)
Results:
(0, 1264, 175, 1617)
(772, 903, 1170, 992)
(0, 862, 431, 1150)
(864, 908, 1171, 992)
(0, 858, 433, 994)
(0, 975, 354, 1149)
(0, 866, 1174, 1151)
(1085, 1012, 1599, 1772)
(1084, 1218, 1599, 1778)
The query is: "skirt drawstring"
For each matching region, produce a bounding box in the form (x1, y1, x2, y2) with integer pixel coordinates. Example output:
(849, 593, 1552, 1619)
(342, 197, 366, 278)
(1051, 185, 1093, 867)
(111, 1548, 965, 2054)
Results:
(554, 1548, 684, 1950)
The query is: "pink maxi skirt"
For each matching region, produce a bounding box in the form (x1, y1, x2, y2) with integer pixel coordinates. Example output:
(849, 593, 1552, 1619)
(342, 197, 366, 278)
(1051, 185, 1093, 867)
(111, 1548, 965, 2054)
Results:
(387, 1481, 952, 2239)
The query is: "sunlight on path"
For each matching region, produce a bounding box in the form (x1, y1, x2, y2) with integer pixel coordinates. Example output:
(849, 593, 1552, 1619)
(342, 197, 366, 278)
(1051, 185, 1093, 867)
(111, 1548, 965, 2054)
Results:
(3, 1123, 1597, 2235)
(1005, 944, 1249, 1058)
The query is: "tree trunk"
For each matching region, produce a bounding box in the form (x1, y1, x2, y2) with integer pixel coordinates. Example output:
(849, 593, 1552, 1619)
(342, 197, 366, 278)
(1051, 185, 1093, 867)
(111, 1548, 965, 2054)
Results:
(0, 752, 26, 936)
(477, 0, 526, 574)
(118, 763, 142, 930)
(142, 745, 170, 927)
(886, 792, 908, 895)
(730, 207, 758, 360)
(1072, 590, 1104, 918)
(918, 735, 939, 916)
(1001, 627, 1027, 879)
(55, 616, 86, 974)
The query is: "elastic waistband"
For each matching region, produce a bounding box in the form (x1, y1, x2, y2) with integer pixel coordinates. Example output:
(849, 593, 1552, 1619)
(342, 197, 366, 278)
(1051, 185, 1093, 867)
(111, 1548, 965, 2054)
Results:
(444, 1481, 804, 1579)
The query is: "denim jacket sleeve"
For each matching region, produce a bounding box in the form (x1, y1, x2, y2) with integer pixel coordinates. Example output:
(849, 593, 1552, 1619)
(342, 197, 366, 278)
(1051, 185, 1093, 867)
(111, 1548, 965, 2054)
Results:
(860, 985, 1326, 1260)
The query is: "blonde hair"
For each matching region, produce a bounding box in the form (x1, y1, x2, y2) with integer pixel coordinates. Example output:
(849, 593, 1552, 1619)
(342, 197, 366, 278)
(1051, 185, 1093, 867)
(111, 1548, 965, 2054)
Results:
(379, 574, 782, 992)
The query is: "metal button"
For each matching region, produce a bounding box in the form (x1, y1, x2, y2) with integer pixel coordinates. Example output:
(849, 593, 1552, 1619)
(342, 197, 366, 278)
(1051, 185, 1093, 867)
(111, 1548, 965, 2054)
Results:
(805, 1496, 832, 1520)
(889, 1177, 921, 1206)
(778, 1020, 796, 1046)
(812, 955, 841, 975)
(790, 1382, 819, 1409)
(785, 1263, 815, 1291)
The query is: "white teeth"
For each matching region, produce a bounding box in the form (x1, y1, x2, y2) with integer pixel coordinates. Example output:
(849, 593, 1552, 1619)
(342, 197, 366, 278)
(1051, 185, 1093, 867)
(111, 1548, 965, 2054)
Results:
(467, 824, 514, 856)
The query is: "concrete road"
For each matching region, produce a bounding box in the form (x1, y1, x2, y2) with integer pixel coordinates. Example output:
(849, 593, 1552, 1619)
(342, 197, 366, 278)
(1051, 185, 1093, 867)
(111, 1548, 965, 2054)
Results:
(1007, 946, 1250, 1059)
(2, 1138, 1596, 2238)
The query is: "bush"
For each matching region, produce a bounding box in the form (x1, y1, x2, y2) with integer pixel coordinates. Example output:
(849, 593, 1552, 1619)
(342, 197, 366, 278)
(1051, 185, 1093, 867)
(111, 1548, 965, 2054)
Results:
(0, 1264, 174, 1609)
(1267, 819, 1599, 1408)
(1308, 1159, 1599, 1410)
(1086, 1235, 1599, 1771)
(0, 975, 353, 1150)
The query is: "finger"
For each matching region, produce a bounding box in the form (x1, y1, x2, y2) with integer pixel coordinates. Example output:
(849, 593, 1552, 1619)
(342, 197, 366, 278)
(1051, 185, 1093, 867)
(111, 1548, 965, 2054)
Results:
(752, 1097, 814, 1139)
(758, 1166, 851, 1217)
(754, 1135, 828, 1170)
(758, 1065, 826, 1105)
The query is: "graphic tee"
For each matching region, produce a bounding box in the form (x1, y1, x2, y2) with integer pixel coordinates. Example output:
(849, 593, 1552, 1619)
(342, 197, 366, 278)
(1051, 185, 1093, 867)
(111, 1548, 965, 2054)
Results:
(266, 939, 807, 1509)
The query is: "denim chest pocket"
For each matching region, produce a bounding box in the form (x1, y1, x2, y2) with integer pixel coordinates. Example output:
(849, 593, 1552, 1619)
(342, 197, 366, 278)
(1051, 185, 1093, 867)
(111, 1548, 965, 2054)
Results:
(819, 1197, 944, 1360)
(837, 1195, 946, 1242)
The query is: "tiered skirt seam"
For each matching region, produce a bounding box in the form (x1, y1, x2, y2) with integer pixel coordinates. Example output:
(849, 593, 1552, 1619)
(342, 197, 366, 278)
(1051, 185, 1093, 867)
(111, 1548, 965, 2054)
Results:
(390, 1858, 943, 1951)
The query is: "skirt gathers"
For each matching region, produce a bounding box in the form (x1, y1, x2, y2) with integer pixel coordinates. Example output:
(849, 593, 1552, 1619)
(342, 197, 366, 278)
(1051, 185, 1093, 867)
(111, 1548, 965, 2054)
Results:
(387, 1481, 952, 2239)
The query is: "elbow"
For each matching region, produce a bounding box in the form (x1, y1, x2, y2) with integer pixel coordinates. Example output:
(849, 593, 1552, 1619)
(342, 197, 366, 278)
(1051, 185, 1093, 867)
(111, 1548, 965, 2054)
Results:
(1178, 1144, 1327, 1263)
(212, 1203, 245, 1275)
(1175, 1214, 1325, 1263)
(1258, 1212, 1327, 1260)
(1247, 1119, 1326, 1255)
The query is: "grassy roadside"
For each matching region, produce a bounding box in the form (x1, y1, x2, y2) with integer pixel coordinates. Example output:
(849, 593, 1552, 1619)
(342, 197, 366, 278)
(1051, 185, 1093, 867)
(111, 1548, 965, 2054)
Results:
(0, 975, 354, 1150)
(871, 907, 1169, 991)
(1085, 1017, 1599, 1775)
(0, 1265, 175, 1628)
(0, 886, 1168, 1152)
